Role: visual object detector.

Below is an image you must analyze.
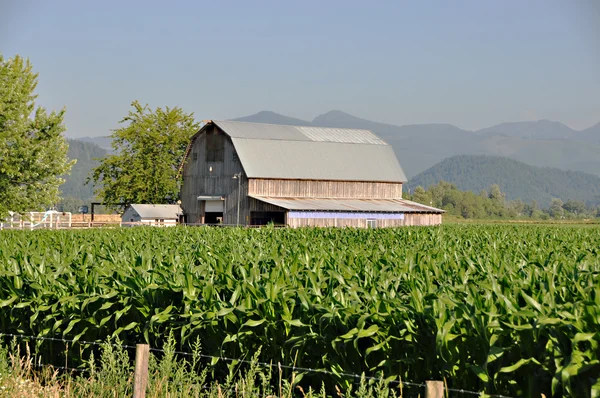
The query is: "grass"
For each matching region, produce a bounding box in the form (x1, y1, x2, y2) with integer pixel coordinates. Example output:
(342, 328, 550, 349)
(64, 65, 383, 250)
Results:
(0, 335, 410, 398)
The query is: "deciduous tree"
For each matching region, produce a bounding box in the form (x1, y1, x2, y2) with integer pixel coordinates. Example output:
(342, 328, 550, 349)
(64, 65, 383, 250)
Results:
(0, 54, 74, 218)
(90, 101, 200, 208)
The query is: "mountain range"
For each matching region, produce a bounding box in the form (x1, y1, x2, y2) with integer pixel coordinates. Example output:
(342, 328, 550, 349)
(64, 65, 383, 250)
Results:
(64, 110, 600, 207)
(230, 110, 600, 178)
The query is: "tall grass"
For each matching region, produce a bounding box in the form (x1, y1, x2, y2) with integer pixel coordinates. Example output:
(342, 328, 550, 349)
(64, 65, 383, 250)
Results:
(0, 335, 406, 398)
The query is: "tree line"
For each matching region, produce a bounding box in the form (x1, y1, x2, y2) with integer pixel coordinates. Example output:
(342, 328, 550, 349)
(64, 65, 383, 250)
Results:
(405, 181, 600, 220)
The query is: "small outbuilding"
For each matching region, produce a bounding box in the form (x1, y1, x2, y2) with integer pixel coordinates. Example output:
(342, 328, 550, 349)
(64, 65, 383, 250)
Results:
(180, 120, 444, 227)
(121, 204, 183, 226)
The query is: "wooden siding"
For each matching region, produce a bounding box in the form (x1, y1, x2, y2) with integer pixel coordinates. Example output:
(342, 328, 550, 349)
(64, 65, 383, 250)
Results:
(181, 125, 248, 224)
(287, 213, 442, 228)
(248, 179, 403, 199)
(180, 126, 442, 227)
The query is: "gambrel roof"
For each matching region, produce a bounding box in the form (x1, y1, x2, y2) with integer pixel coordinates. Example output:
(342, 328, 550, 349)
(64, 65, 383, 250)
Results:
(184, 120, 407, 183)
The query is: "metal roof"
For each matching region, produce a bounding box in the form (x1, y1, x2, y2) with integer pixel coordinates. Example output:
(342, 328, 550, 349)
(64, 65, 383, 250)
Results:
(213, 120, 386, 145)
(197, 120, 406, 182)
(249, 196, 445, 213)
(231, 138, 406, 182)
(129, 204, 183, 219)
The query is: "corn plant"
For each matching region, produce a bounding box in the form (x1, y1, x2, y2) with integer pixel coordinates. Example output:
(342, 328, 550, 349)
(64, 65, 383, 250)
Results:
(0, 225, 599, 396)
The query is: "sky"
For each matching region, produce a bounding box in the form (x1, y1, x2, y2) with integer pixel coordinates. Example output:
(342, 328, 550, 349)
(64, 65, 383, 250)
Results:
(1, 0, 599, 138)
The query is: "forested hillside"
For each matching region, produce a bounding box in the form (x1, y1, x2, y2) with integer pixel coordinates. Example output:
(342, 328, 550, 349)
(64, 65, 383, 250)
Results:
(408, 155, 600, 207)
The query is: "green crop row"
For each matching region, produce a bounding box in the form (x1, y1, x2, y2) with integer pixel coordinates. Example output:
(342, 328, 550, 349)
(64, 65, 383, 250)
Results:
(0, 225, 598, 396)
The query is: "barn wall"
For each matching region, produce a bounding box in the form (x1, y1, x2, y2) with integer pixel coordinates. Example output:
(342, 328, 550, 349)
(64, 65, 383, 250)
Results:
(181, 125, 247, 224)
(248, 179, 403, 199)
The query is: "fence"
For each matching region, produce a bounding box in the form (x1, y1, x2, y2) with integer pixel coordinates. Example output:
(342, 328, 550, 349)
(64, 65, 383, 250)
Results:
(0, 332, 515, 398)
(0, 211, 72, 230)
(0, 219, 287, 230)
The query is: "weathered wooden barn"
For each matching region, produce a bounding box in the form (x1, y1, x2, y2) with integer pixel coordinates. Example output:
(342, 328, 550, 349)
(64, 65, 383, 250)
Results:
(180, 120, 444, 227)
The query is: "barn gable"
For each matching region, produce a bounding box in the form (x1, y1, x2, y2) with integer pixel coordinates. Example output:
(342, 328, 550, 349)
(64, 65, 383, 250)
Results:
(183, 120, 407, 183)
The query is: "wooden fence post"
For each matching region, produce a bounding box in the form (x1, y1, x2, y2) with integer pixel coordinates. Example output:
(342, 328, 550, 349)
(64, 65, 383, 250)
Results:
(425, 380, 445, 398)
(133, 344, 150, 398)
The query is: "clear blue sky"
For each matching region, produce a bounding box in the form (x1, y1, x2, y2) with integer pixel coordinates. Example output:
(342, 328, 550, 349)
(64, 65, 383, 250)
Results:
(2, 0, 599, 137)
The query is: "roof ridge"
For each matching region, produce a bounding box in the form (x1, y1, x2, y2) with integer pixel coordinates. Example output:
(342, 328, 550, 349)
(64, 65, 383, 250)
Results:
(217, 119, 374, 133)
(230, 136, 388, 146)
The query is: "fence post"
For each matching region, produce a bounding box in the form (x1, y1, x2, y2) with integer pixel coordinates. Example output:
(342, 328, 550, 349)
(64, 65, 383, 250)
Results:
(133, 344, 150, 398)
(425, 380, 445, 398)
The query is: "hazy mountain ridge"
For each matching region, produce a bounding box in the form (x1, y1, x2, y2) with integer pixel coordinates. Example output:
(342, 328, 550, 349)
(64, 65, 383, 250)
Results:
(64, 110, 600, 204)
(408, 155, 600, 208)
(233, 110, 600, 178)
(233, 111, 312, 126)
(476, 120, 575, 140)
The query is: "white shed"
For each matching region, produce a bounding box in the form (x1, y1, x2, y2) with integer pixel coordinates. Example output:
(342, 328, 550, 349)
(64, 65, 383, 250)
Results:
(121, 204, 182, 226)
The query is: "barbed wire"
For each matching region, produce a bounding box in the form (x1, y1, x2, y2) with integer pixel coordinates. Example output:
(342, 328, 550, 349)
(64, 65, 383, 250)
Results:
(0, 332, 137, 350)
(0, 332, 514, 398)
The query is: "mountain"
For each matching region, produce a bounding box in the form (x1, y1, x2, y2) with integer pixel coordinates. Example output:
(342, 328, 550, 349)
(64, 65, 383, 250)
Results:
(81, 110, 600, 182)
(408, 155, 600, 207)
(579, 123, 600, 144)
(60, 140, 106, 202)
(312, 110, 405, 135)
(304, 111, 600, 179)
(78, 136, 113, 151)
(232, 111, 312, 126)
(477, 120, 575, 140)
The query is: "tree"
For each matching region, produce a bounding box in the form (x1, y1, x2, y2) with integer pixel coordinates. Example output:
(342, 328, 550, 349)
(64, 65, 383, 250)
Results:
(411, 186, 431, 205)
(91, 101, 200, 208)
(0, 55, 74, 218)
(562, 200, 586, 216)
(508, 199, 525, 217)
(548, 198, 564, 218)
(488, 184, 505, 204)
(524, 200, 541, 218)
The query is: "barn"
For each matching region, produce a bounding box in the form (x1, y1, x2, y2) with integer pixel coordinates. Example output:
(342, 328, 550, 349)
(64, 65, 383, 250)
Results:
(180, 120, 444, 227)
(121, 204, 183, 226)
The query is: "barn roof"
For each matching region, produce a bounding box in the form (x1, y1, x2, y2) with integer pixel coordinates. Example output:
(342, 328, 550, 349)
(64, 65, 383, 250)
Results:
(249, 196, 445, 213)
(186, 120, 407, 183)
(128, 204, 182, 219)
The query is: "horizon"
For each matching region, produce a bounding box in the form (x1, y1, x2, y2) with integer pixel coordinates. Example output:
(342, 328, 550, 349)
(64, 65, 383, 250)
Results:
(2, 0, 599, 138)
(73, 109, 599, 139)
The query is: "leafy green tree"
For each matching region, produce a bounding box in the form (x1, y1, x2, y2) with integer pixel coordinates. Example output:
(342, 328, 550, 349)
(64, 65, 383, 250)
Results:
(91, 101, 200, 208)
(0, 54, 74, 218)
(549, 198, 564, 218)
(562, 200, 586, 216)
(411, 186, 431, 205)
(508, 199, 525, 216)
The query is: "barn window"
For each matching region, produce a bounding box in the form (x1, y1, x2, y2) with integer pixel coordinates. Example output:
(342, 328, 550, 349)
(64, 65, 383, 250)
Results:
(192, 152, 198, 161)
(206, 131, 224, 162)
(367, 219, 377, 228)
(232, 150, 239, 163)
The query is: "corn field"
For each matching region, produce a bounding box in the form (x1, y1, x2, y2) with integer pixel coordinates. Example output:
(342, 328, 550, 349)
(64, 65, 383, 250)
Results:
(0, 225, 598, 397)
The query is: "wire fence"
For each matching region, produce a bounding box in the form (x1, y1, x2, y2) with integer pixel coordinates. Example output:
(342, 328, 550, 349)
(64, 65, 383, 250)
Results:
(0, 332, 514, 398)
